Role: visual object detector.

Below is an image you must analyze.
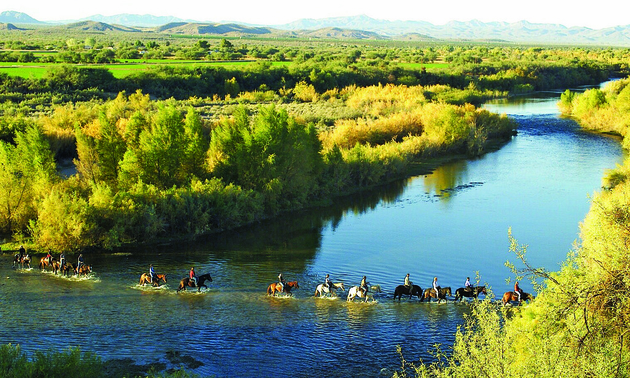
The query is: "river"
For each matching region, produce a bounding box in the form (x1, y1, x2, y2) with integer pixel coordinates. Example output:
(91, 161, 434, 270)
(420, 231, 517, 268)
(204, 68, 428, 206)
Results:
(0, 88, 624, 377)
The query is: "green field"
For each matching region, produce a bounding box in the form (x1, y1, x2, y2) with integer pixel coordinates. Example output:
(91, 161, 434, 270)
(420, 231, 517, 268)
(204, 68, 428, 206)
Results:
(0, 60, 293, 79)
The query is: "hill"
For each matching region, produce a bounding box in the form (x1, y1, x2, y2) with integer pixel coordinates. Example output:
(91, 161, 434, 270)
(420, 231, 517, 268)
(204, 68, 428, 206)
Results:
(0, 22, 21, 31)
(80, 13, 187, 27)
(155, 22, 275, 35)
(60, 21, 141, 33)
(0, 10, 43, 24)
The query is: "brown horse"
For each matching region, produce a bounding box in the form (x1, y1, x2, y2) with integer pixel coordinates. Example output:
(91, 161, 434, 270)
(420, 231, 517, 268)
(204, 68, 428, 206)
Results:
(502, 291, 534, 305)
(60, 262, 74, 276)
(39, 256, 55, 271)
(76, 264, 92, 276)
(139, 273, 167, 287)
(454, 286, 487, 301)
(267, 281, 299, 296)
(422, 287, 452, 303)
(177, 273, 212, 293)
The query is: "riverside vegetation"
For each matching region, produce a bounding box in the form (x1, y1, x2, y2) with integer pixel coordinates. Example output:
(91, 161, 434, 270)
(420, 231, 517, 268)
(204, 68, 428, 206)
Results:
(1, 32, 630, 377)
(389, 79, 630, 377)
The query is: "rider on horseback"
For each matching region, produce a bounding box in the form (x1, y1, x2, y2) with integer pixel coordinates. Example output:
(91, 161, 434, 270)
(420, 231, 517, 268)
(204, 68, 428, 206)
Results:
(324, 274, 332, 291)
(18, 245, 25, 261)
(190, 267, 198, 287)
(514, 281, 523, 302)
(76, 254, 84, 273)
(46, 249, 53, 266)
(404, 273, 412, 292)
(360, 276, 369, 294)
(59, 252, 65, 267)
(433, 277, 439, 298)
(149, 264, 156, 283)
(278, 273, 285, 292)
(464, 277, 472, 292)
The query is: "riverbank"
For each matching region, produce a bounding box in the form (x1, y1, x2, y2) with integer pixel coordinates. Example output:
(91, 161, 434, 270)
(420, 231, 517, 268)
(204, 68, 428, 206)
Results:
(0, 84, 516, 253)
(398, 77, 630, 377)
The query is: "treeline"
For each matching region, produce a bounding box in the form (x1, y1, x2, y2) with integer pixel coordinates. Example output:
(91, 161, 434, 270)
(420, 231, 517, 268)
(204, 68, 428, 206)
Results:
(395, 77, 630, 377)
(0, 59, 613, 114)
(0, 85, 515, 251)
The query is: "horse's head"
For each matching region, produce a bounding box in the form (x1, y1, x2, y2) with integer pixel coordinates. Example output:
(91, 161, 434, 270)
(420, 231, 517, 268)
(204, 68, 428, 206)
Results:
(336, 283, 345, 291)
(445, 287, 452, 296)
(200, 273, 212, 282)
(288, 281, 299, 289)
(479, 286, 487, 295)
(160, 274, 167, 283)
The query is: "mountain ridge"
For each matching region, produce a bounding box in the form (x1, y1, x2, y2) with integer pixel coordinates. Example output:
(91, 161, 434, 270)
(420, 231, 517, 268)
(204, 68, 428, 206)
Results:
(2, 11, 630, 46)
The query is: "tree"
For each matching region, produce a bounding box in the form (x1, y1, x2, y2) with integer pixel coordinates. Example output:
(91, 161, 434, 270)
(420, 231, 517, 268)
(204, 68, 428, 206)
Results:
(207, 105, 322, 212)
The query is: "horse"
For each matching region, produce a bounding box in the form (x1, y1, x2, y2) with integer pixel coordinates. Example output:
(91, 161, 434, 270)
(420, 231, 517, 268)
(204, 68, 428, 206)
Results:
(393, 285, 423, 301)
(422, 287, 452, 303)
(502, 291, 535, 305)
(347, 286, 373, 302)
(370, 285, 382, 293)
(76, 264, 92, 276)
(314, 282, 345, 297)
(454, 286, 487, 301)
(39, 256, 55, 271)
(51, 260, 61, 275)
(139, 273, 167, 287)
(177, 273, 212, 293)
(267, 281, 299, 296)
(60, 262, 74, 276)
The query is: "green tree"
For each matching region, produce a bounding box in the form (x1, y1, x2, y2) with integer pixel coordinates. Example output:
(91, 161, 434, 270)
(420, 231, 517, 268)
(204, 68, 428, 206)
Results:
(208, 105, 322, 212)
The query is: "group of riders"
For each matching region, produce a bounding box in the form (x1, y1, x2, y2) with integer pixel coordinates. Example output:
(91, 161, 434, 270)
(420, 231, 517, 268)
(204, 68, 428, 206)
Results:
(13, 247, 527, 302)
(275, 272, 527, 303)
(14, 245, 87, 275)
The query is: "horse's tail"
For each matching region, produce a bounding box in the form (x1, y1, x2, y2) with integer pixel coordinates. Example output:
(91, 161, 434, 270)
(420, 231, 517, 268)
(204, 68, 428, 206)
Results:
(267, 285, 272, 295)
(314, 289, 320, 297)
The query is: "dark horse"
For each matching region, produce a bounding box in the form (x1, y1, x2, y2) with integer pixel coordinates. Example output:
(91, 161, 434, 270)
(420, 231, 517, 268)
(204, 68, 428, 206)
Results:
(502, 291, 534, 305)
(177, 273, 212, 293)
(267, 281, 299, 296)
(454, 286, 487, 301)
(60, 262, 74, 276)
(393, 285, 423, 301)
(422, 287, 452, 303)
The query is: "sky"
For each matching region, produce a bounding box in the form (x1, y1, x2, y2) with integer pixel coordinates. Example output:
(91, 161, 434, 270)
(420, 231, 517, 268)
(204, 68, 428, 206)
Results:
(7, 0, 630, 29)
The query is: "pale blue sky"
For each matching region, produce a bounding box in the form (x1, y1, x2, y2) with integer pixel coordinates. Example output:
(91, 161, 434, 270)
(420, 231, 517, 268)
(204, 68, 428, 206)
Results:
(8, 0, 629, 29)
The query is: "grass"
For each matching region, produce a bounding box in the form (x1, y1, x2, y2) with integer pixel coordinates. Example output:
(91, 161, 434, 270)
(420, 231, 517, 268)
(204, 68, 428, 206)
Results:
(398, 62, 450, 70)
(0, 60, 292, 79)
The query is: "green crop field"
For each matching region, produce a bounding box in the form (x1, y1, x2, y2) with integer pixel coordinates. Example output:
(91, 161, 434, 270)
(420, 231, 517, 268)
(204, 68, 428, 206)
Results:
(0, 60, 293, 79)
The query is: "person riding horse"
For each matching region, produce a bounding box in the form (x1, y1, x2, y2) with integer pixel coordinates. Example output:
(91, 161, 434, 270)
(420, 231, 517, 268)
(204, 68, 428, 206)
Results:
(76, 254, 84, 273)
(464, 277, 472, 292)
(324, 274, 332, 291)
(149, 264, 156, 284)
(432, 277, 439, 298)
(404, 273, 412, 291)
(360, 276, 369, 294)
(18, 245, 25, 262)
(59, 252, 65, 268)
(189, 267, 198, 287)
(514, 281, 523, 302)
(278, 273, 285, 292)
(46, 250, 53, 266)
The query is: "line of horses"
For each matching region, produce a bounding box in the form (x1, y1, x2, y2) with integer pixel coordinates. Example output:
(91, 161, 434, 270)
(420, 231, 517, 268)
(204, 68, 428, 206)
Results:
(13, 254, 92, 277)
(15, 254, 532, 305)
(267, 280, 534, 306)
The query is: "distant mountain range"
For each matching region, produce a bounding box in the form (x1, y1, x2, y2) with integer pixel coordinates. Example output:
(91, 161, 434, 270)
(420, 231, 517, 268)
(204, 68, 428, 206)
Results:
(2, 10, 630, 46)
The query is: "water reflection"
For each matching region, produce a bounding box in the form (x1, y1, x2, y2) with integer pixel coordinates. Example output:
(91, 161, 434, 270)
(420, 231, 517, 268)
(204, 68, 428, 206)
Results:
(422, 160, 470, 201)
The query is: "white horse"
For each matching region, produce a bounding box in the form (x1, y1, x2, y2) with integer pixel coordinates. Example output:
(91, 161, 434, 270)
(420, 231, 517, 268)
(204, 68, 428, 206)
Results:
(347, 286, 371, 302)
(314, 282, 345, 297)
